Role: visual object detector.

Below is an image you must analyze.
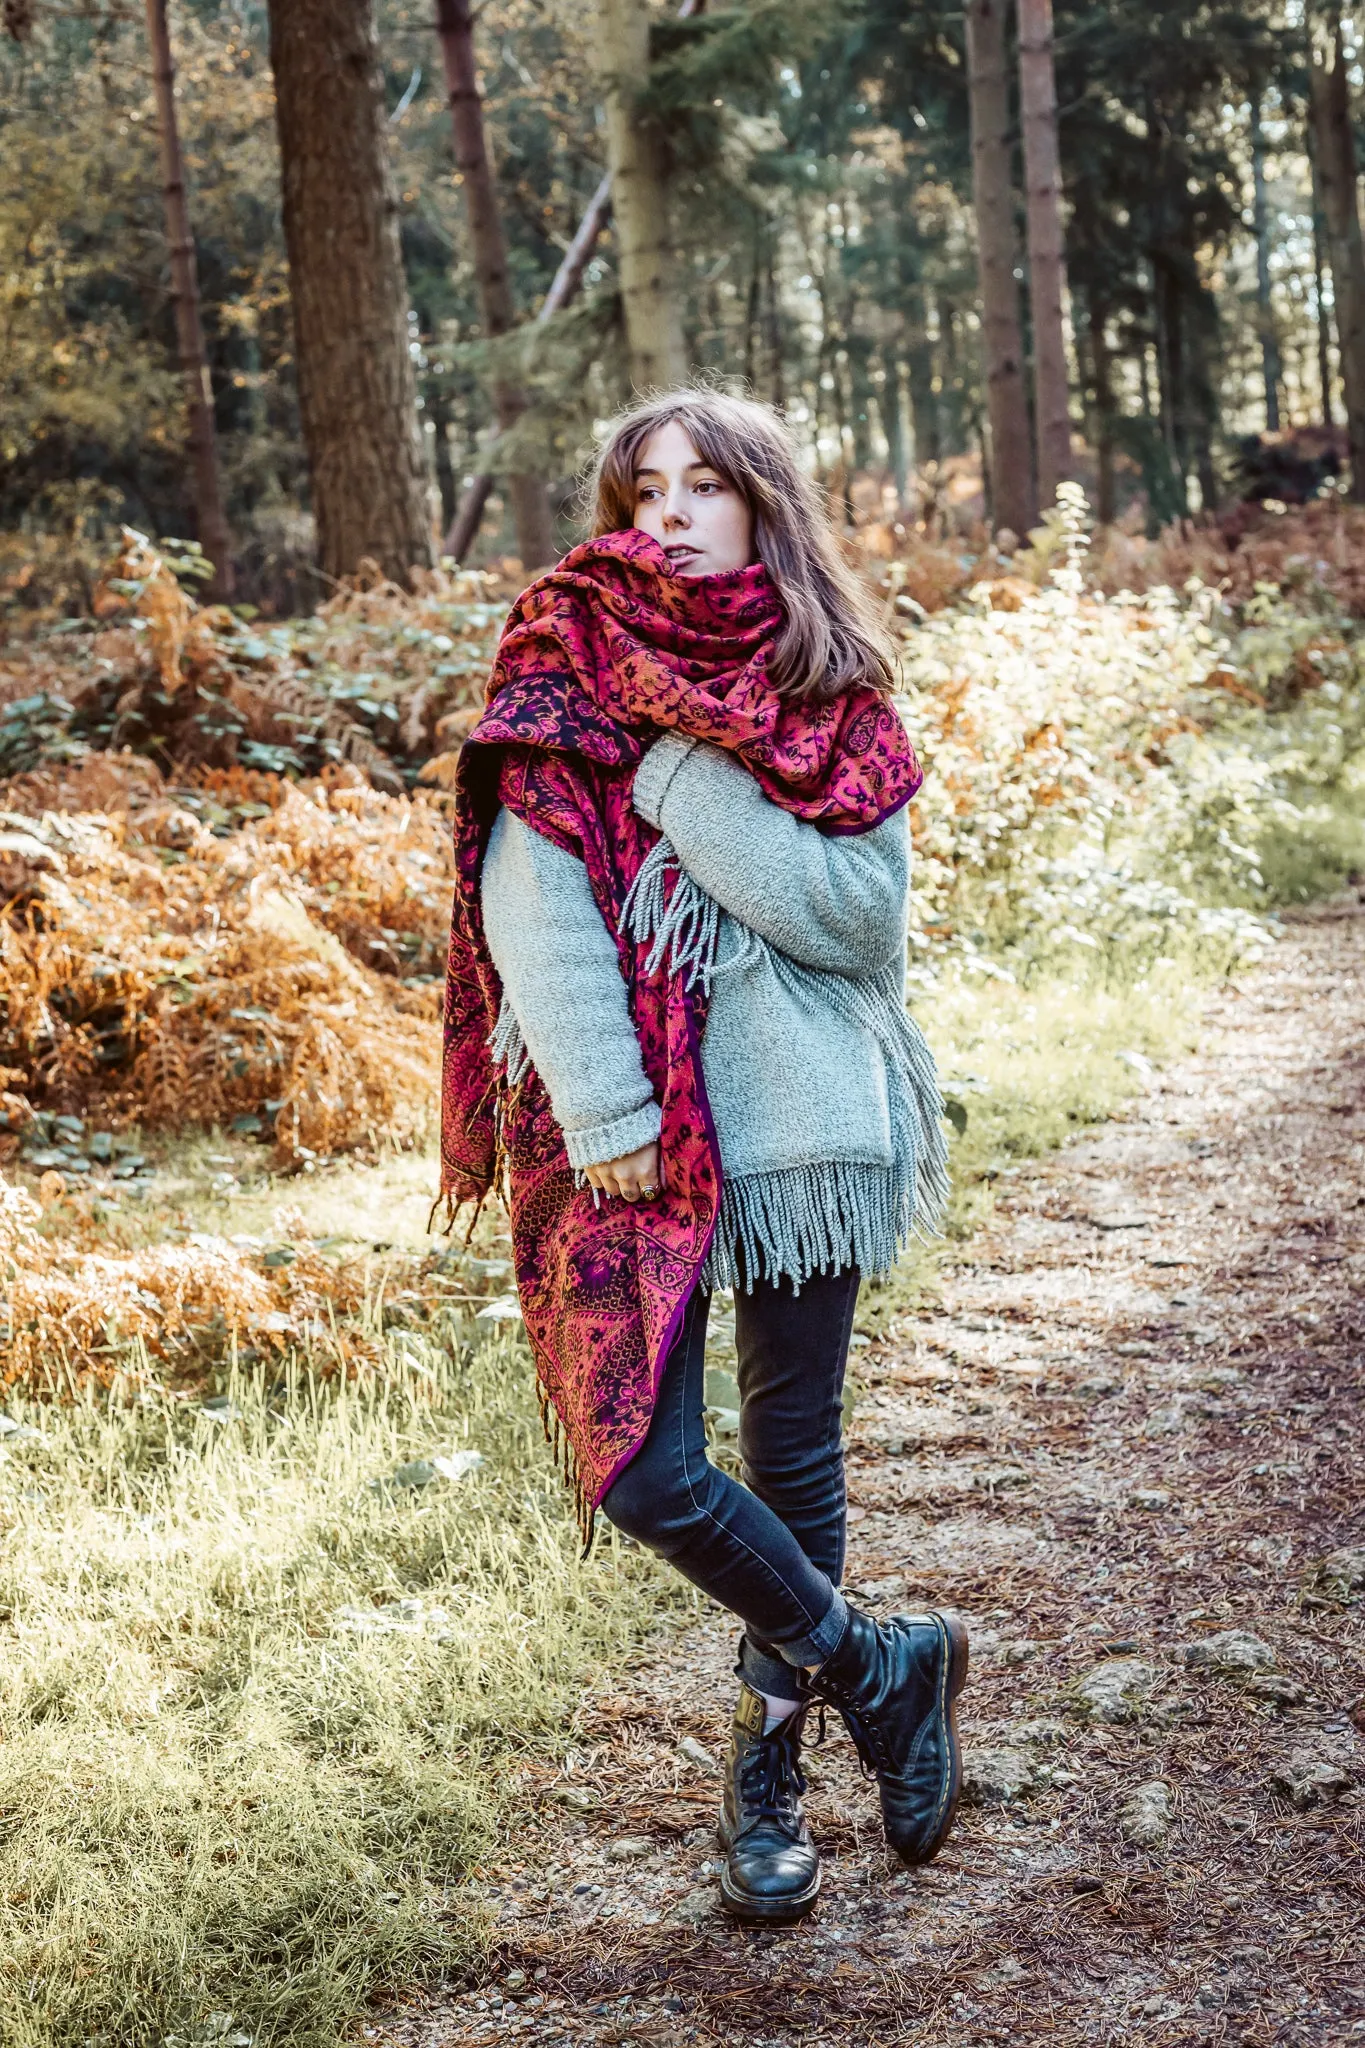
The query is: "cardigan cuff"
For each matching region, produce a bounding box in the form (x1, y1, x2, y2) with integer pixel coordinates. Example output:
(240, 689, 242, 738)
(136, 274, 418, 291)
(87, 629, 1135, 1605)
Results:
(562, 1097, 662, 1172)
(632, 731, 699, 828)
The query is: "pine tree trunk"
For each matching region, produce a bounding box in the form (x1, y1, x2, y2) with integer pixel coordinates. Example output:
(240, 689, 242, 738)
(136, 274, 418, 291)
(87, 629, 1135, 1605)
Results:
(1308, 128, 1337, 428)
(435, 0, 554, 568)
(1017, 0, 1071, 510)
(965, 0, 1034, 535)
(1250, 92, 1282, 433)
(1087, 292, 1117, 527)
(144, 0, 233, 597)
(598, 0, 687, 392)
(1309, 20, 1365, 500)
(1154, 255, 1190, 514)
(267, 0, 432, 585)
(880, 345, 908, 502)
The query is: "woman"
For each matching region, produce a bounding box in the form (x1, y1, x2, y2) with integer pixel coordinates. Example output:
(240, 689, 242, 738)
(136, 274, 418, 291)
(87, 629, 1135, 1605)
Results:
(441, 390, 967, 1924)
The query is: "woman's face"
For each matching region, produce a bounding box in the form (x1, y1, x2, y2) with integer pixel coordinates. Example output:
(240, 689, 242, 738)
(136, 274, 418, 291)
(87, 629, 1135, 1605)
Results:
(631, 419, 754, 576)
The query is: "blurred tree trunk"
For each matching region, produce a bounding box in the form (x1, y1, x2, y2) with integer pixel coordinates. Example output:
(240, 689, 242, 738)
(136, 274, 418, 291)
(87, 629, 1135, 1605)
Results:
(1153, 254, 1189, 513)
(965, 0, 1034, 535)
(144, 0, 233, 597)
(880, 345, 908, 502)
(1308, 127, 1336, 428)
(1017, 0, 1071, 509)
(1309, 18, 1365, 500)
(435, 0, 554, 569)
(598, 0, 687, 391)
(764, 245, 785, 408)
(267, 0, 432, 586)
(1249, 91, 1281, 434)
(1087, 293, 1117, 526)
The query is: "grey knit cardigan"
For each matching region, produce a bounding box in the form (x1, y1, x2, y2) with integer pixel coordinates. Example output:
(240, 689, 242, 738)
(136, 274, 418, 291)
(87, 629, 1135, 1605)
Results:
(481, 732, 946, 1290)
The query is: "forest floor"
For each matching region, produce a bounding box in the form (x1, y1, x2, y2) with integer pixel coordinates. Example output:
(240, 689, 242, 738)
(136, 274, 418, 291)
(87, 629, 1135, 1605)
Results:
(372, 895, 1365, 2048)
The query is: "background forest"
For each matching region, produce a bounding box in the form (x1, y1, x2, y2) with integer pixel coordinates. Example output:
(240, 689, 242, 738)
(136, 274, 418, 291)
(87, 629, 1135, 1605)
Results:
(0, 4, 1364, 2046)
(4, 0, 1365, 606)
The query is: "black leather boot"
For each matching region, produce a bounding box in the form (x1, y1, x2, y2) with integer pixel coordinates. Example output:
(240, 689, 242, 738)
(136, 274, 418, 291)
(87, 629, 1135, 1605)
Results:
(717, 1680, 821, 1923)
(808, 1607, 968, 1867)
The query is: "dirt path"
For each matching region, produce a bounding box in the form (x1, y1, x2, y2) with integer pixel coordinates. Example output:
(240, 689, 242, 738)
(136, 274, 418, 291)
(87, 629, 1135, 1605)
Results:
(377, 902, 1365, 2048)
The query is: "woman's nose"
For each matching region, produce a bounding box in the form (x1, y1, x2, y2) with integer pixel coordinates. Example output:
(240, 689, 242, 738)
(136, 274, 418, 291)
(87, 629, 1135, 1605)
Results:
(662, 488, 690, 528)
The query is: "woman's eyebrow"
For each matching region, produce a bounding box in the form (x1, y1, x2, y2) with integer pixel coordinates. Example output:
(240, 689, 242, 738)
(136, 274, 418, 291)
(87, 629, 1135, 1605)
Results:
(632, 462, 720, 481)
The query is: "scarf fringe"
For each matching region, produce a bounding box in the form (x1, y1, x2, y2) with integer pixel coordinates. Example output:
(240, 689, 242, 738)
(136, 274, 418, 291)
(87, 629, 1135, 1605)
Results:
(537, 1380, 598, 1555)
(489, 996, 531, 1087)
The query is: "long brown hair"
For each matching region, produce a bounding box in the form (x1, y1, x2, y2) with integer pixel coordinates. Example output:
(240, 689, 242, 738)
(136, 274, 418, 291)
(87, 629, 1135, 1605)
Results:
(586, 390, 896, 702)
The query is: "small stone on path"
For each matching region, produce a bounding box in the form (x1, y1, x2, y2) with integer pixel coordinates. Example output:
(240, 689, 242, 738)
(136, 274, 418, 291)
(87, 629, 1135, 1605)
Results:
(1120, 1779, 1174, 1848)
(961, 1746, 1037, 1805)
(604, 1835, 654, 1862)
(1179, 1629, 1276, 1675)
(668, 1887, 718, 1925)
(1270, 1752, 1352, 1810)
(1071, 1658, 1160, 1723)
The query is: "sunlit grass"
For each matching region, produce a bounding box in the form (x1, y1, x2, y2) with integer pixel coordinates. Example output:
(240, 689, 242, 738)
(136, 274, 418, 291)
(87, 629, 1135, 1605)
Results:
(0, 1308, 673, 2046)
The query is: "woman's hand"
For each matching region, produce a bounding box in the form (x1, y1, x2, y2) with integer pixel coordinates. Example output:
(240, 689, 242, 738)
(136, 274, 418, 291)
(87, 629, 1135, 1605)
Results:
(585, 1141, 664, 1203)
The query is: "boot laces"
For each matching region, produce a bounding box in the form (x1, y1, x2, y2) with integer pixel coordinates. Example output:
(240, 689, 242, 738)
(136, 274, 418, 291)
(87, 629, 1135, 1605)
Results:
(810, 1695, 880, 1782)
(736, 1724, 808, 1843)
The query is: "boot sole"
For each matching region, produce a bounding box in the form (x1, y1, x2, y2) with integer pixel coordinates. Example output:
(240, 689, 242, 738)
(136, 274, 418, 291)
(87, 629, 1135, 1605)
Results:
(895, 1609, 969, 1868)
(718, 1862, 822, 1924)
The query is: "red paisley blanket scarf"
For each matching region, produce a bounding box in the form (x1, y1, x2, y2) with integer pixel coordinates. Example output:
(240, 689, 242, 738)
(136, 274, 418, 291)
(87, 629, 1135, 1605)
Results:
(440, 529, 922, 1541)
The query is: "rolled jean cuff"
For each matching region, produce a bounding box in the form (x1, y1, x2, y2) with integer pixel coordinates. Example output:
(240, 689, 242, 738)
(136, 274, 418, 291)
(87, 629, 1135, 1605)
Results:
(773, 1588, 849, 1672)
(739, 1635, 804, 1699)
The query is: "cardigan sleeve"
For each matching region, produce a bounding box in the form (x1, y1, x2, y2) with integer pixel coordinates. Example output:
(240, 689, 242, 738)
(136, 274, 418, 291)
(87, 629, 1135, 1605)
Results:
(481, 808, 661, 1171)
(633, 732, 909, 976)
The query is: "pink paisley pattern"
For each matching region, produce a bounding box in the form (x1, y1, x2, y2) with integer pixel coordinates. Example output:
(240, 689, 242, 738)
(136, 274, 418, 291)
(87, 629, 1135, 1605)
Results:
(441, 529, 922, 1538)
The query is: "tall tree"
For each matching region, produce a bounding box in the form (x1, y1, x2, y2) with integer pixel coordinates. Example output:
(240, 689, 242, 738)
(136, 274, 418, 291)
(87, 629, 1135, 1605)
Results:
(1017, 0, 1070, 510)
(267, 0, 432, 585)
(965, 0, 1034, 535)
(1249, 89, 1281, 432)
(1307, 125, 1336, 428)
(144, 0, 233, 596)
(1308, 15, 1365, 499)
(435, 0, 554, 568)
(598, 0, 688, 392)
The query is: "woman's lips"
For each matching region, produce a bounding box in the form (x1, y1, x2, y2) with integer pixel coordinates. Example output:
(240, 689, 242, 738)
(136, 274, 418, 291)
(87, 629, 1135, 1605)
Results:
(664, 544, 699, 563)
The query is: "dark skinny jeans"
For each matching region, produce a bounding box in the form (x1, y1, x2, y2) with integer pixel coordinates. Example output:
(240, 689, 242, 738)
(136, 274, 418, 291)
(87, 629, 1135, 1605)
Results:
(601, 1266, 859, 1690)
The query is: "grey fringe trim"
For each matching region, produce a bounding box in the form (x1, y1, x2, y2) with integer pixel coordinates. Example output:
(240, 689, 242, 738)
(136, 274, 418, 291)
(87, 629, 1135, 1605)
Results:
(703, 1159, 909, 1292)
(621, 837, 724, 992)
(489, 994, 531, 1086)
(621, 842, 951, 1290)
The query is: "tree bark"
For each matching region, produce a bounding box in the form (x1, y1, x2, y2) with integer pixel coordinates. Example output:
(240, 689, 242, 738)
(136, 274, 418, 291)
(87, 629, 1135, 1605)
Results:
(1017, 0, 1071, 510)
(1309, 19, 1365, 499)
(267, 0, 432, 586)
(880, 344, 908, 502)
(1250, 91, 1282, 433)
(598, 0, 687, 392)
(144, 0, 233, 597)
(1308, 126, 1336, 428)
(965, 0, 1034, 535)
(435, 0, 554, 569)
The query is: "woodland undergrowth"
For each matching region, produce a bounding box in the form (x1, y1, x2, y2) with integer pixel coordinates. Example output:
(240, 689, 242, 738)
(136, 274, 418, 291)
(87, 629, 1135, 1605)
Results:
(0, 497, 1363, 2043)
